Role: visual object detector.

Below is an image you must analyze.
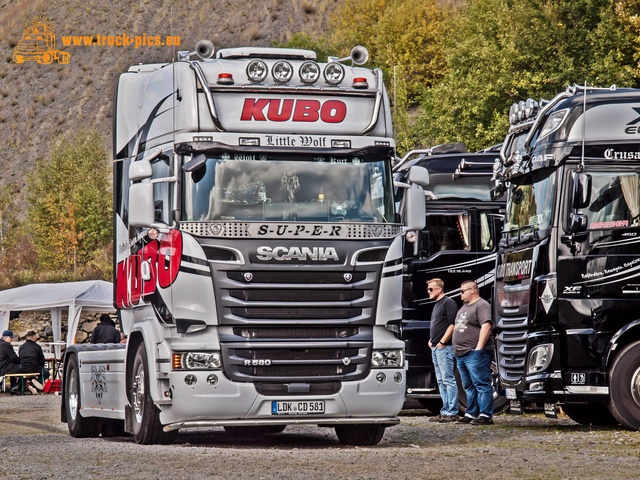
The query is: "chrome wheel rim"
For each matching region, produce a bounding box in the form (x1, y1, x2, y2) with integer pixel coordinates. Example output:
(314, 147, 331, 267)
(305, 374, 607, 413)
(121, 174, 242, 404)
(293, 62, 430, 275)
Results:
(631, 366, 640, 408)
(132, 363, 145, 424)
(68, 368, 78, 420)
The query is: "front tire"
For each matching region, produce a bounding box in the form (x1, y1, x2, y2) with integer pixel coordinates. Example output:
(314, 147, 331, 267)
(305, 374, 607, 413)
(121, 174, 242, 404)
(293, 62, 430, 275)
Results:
(65, 354, 100, 437)
(130, 343, 178, 444)
(608, 340, 640, 429)
(334, 424, 385, 446)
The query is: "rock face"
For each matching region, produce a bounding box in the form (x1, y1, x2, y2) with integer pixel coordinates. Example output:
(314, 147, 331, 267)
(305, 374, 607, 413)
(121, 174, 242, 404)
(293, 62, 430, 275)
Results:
(8, 310, 114, 343)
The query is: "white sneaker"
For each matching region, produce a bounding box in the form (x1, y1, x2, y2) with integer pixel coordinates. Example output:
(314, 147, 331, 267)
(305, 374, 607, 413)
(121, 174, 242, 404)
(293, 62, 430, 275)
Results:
(31, 378, 44, 390)
(27, 384, 38, 395)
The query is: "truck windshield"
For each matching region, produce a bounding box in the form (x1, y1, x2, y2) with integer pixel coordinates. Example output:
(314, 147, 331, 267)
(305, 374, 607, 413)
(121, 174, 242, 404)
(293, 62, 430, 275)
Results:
(183, 154, 394, 223)
(504, 168, 557, 242)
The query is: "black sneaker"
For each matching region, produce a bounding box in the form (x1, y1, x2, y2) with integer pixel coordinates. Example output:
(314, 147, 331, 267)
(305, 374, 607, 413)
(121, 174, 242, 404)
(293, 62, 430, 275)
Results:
(439, 414, 459, 423)
(428, 415, 442, 423)
(456, 415, 474, 424)
(471, 416, 494, 425)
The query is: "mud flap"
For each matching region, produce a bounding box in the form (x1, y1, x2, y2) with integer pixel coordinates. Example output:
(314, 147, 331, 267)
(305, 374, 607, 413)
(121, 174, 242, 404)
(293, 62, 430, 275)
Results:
(509, 400, 523, 415)
(544, 402, 558, 418)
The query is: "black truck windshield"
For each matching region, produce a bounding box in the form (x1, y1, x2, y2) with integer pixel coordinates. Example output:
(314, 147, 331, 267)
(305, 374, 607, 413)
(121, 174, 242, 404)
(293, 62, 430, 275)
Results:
(504, 168, 557, 241)
(183, 154, 394, 223)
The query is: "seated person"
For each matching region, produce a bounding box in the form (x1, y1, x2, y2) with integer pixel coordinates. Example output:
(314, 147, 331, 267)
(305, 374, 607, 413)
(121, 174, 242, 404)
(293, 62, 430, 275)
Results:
(0, 330, 22, 393)
(19, 330, 50, 389)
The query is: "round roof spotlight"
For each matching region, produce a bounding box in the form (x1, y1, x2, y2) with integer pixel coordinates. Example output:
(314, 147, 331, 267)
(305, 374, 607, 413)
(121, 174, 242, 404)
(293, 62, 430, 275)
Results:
(517, 100, 526, 121)
(324, 62, 345, 85)
(246, 59, 268, 83)
(299, 61, 320, 84)
(509, 103, 518, 125)
(272, 60, 294, 83)
(525, 98, 539, 118)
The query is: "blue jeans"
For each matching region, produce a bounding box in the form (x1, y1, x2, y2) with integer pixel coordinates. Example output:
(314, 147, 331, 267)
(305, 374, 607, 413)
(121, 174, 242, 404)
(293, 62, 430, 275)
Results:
(431, 345, 458, 416)
(456, 349, 494, 418)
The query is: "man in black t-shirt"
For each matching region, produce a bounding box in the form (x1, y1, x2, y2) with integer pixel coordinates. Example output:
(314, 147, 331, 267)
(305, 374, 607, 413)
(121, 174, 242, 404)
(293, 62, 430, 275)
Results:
(427, 278, 459, 422)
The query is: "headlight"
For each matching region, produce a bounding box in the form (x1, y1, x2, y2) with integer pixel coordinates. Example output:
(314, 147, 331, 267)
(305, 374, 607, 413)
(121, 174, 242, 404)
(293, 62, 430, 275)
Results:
(246, 60, 268, 83)
(527, 343, 554, 374)
(299, 61, 320, 84)
(324, 62, 345, 85)
(174, 352, 222, 370)
(371, 349, 404, 368)
(272, 60, 293, 83)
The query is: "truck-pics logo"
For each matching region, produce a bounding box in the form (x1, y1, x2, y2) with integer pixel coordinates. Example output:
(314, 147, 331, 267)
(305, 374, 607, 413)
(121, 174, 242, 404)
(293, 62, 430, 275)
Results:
(255, 245, 339, 262)
(241, 98, 347, 123)
(13, 17, 70, 65)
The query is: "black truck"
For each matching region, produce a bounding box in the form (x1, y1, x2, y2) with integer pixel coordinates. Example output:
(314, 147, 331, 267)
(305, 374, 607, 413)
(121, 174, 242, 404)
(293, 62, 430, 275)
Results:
(393, 144, 508, 413)
(493, 85, 640, 429)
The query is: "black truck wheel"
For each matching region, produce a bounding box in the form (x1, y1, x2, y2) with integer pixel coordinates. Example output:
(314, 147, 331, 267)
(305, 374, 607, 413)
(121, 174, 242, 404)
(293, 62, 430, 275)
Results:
(65, 354, 100, 437)
(608, 340, 640, 430)
(130, 343, 178, 444)
(561, 403, 618, 426)
(334, 424, 385, 446)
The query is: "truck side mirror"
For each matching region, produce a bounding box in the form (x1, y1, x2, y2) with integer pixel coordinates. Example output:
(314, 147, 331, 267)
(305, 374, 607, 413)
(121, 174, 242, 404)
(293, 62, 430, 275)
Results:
(129, 159, 152, 181)
(572, 172, 591, 209)
(403, 186, 426, 232)
(569, 213, 588, 233)
(408, 165, 430, 188)
(129, 182, 155, 227)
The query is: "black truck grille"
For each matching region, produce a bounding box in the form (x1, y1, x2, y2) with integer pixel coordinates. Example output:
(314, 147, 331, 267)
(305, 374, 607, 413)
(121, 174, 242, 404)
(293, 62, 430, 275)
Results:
(496, 315, 528, 383)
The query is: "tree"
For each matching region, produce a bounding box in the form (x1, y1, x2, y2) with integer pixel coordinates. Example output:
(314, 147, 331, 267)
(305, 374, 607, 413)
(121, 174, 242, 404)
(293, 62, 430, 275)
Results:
(26, 130, 112, 276)
(416, 0, 616, 151)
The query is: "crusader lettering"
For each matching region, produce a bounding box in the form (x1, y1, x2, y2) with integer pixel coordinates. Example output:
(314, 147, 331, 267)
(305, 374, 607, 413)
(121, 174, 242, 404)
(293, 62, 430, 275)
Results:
(115, 230, 182, 308)
(256, 246, 339, 261)
(241, 98, 347, 123)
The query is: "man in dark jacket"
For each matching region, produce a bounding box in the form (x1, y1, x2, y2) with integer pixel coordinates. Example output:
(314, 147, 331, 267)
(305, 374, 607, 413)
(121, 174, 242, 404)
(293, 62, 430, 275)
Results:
(90, 314, 120, 344)
(0, 330, 22, 391)
(19, 331, 49, 387)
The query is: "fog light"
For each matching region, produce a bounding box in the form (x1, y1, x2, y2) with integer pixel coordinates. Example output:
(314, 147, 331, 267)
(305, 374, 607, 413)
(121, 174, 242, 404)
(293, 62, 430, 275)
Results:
(376, 372, 386, 383)
(207, 374, 218, 386)
(393, 372, 403, 383)
(184, 374, 197, 386)
(529, 382, 544, 391)
(527, 343, 554, 374)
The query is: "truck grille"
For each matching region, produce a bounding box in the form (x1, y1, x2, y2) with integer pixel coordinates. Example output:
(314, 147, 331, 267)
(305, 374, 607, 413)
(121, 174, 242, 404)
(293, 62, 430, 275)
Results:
(496, 315, 528, 383)
(223, 342, 370, 382)
(214, 257, 381, 384)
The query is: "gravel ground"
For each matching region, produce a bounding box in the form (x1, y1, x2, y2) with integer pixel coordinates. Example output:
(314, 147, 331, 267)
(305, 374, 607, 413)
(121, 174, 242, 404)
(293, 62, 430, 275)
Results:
(1, 394, 639, 480)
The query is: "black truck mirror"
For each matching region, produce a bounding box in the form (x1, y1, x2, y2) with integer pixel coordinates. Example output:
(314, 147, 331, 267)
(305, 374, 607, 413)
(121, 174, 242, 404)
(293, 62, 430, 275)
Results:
(569, 213, 588, 233)
(572, 172, 591, 209)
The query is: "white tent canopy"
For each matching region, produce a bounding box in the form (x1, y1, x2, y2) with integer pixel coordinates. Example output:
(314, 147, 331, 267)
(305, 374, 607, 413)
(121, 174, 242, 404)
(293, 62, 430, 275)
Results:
(0, 280, 114, 356)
